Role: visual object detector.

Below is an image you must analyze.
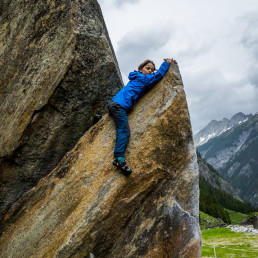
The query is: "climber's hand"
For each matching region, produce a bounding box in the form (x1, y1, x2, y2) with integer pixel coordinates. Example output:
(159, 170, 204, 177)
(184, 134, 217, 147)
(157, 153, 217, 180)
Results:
(164, 58, 172, 64)
(164, 58, 177, 64)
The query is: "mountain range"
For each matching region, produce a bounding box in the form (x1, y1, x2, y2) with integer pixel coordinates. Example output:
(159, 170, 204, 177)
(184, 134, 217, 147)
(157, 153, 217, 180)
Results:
(194, 112, 252, 147)
(195, 112, 258, 208)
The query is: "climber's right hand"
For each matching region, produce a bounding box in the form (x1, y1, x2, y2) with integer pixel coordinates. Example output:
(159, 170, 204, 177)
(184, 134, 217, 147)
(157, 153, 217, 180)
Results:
(164, 58, 172, 64)
(164, 58, 177, 64)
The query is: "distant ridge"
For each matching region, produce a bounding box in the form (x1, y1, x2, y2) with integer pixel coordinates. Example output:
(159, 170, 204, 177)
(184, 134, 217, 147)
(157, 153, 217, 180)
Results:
(194, 112, 252, 147)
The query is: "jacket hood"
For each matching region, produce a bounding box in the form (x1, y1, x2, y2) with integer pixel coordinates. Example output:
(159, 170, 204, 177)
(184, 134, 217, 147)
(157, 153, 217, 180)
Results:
(128, 70, 141, 80)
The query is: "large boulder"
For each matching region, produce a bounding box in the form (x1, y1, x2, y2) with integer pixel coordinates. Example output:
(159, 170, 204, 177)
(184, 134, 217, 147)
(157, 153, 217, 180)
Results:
(0, 62, 201, 257)
(0, 0, 122, 225)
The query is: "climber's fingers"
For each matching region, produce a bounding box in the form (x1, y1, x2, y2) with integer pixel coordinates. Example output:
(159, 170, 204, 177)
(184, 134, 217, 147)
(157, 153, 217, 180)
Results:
(164, 58, 177, 64)
(164, 58, 172, 63)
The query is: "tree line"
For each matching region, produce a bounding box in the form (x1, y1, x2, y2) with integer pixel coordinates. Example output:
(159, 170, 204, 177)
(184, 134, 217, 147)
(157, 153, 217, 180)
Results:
(199, 176, 258, 223)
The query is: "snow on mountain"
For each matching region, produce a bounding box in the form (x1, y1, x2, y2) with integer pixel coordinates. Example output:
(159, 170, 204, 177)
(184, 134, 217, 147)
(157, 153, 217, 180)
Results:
(194, 112, 253, 147)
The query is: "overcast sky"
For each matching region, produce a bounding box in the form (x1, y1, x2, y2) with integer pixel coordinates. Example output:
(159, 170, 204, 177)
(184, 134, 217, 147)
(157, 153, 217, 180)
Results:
(98, 0, 258, 133)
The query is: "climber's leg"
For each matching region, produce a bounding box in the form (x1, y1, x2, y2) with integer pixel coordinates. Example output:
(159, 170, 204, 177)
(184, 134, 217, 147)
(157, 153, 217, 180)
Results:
(108, 101, 132, 174)
(108, 101, 130, 157)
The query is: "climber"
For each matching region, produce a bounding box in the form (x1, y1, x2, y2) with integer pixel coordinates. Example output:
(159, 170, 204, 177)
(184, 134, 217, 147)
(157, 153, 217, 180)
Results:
(108, 58, 177, 175)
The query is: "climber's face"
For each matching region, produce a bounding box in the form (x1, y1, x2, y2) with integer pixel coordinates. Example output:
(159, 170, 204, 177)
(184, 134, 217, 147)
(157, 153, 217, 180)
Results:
(140, 63, 155, 75)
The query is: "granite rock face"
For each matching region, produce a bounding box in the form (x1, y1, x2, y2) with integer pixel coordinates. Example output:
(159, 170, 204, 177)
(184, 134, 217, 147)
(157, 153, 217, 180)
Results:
(0, 0, 122, 225)
(0, 62, 201, 257)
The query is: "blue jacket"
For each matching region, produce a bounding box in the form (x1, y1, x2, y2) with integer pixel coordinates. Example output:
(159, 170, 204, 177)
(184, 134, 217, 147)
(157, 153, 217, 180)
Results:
(112, 61, 170, 111)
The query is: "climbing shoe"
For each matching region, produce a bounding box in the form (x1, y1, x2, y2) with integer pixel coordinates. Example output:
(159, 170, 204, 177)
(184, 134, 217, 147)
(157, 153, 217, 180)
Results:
(113, 159, 132, 175)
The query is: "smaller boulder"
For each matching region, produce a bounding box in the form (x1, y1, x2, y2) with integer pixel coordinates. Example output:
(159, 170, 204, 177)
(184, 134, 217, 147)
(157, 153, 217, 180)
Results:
(240, 217, 249, 225)
(253, 215, 258, 229)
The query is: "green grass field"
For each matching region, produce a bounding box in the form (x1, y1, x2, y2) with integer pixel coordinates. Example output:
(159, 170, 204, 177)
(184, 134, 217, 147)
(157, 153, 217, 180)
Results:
(225, 209, 247, 225)
(202, 227, 258, 257)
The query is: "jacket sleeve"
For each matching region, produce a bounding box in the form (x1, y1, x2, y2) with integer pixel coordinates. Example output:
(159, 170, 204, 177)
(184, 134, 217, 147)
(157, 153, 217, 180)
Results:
(138, 61, 170, 85)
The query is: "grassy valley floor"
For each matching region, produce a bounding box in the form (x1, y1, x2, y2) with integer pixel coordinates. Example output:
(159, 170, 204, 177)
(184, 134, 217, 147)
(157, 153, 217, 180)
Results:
(200, 210, 258, 257)
(202, 227, 258, 257)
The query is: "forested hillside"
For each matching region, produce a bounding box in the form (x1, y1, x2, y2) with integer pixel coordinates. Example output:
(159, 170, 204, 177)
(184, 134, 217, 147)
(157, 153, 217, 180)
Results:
(197, 152, 240, 200)
(198, 153, 257, 223)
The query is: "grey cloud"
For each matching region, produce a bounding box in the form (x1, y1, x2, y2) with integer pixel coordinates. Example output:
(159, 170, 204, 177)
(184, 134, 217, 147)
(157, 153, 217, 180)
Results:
(248, 64, 258, 88)
(114, 0, 140, 8)
(184, 68, 258, 133)
(240, 13, 258, 89)
(241, 22, 258, 61)
(116, 27, 172, 79)
(241, 13, 258, 43)
(98, 0, 140, 8)
(178, 40, 212, 61)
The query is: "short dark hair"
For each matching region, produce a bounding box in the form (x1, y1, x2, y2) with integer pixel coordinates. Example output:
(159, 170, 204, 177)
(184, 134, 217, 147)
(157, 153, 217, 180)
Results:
(138, 60, 156, 72)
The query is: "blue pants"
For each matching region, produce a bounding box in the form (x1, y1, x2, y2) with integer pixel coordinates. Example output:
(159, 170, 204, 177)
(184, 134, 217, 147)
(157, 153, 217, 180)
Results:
(108, 101, 130, 157)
